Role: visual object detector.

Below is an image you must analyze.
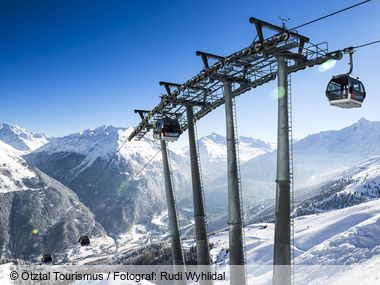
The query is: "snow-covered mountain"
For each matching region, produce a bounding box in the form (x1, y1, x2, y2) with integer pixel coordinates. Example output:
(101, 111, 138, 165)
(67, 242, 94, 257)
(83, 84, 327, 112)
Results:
(238, 118, 380, 199)
(0, 123, 50, 153)
(24, 126, 274, 237)
(196, 132, 274, 162)
(201, 118, 380, 228)
(25, 126, 192, 236)
(3, 119, 380, 266)
(0, 141, 113, 262)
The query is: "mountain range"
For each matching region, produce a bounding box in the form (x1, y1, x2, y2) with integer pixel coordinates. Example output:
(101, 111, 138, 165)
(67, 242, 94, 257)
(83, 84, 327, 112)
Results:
(0, 122, 276, 261)
(225, 118, 380, 204)
(25, 126, 171, 235)
(0, 118, 380, 263)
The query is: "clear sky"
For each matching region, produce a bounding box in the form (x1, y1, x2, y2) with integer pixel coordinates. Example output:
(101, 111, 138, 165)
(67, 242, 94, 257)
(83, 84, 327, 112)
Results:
(1, 0, 379, 142)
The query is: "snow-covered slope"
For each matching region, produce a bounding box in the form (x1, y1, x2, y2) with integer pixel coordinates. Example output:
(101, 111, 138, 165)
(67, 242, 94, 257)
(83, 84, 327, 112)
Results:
(0, 123, 49, 153)
(338, 155, 380, 197)
(295, 156, 380, 216)
(182, 199, 380, 284)
(0, 141, 36, 192)
(0, 263, 12, 285)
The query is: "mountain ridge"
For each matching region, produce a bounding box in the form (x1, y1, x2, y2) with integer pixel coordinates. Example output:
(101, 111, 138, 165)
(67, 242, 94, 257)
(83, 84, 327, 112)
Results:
(0, 123, 50, 153)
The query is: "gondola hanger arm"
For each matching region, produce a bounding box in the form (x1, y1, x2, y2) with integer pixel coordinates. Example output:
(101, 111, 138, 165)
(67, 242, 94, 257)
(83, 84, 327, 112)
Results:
(343, 46, 354, 75)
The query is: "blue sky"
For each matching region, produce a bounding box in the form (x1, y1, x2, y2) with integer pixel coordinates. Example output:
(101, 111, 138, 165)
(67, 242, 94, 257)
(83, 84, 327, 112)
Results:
(1, 0, 379, 142)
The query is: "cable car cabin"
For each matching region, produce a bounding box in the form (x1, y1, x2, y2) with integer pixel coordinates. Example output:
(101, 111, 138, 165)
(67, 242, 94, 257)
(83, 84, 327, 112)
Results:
(79, 235, 90, 246)
(326, 74, 366, 108)
(41, 254, 53, 263)
(153, 118, 182, 141)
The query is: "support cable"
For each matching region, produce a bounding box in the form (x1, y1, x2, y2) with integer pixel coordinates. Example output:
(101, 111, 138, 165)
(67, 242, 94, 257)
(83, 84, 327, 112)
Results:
(291, 0, 372, 30)
(353, 39, 380, 49)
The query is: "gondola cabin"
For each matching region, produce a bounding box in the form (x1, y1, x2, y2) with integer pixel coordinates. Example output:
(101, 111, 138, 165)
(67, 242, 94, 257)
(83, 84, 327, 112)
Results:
(326, 74, 366, 108)
(79, 235, 90, 246)
(41, 254, 53, 263)
(153, 118, 182, 141)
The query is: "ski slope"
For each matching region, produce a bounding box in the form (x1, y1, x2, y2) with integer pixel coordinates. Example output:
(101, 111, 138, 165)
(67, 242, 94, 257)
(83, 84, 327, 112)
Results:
(183, 198, 380, 284)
